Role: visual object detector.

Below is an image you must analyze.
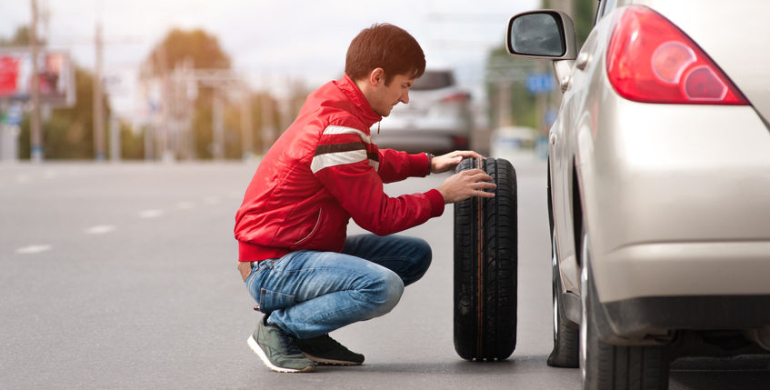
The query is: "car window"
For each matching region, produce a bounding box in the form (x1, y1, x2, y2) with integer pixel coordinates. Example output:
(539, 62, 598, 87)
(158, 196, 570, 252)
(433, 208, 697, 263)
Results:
(597, 0, 618, 21)
(593, 0, 603, 25)
(412, 71, 455, 90)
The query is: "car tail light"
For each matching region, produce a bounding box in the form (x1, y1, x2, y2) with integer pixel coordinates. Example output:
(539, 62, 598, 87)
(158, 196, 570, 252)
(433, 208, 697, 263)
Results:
(452, 135, 469, 148)
(606, 6, 748, 105)
(441, 92, 469, 103)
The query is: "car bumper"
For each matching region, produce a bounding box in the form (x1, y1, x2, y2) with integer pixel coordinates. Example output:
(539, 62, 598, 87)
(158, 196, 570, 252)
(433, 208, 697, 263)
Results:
(582, 96, 770, 304)
(372, 128, 469, 153)
(602, 293, 770, 340)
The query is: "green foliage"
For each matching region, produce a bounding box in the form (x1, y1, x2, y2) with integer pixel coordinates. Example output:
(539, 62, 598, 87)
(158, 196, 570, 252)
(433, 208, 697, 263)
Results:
(574, 0, 598, 45)
(120, 124, 144, 160)
(0, 26, 46, 47)
(16, 65, 108, 159)
(539, 0, 596, 46)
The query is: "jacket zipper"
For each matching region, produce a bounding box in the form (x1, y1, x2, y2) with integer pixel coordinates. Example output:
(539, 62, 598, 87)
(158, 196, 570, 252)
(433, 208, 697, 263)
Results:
(294, 209, 322, 245)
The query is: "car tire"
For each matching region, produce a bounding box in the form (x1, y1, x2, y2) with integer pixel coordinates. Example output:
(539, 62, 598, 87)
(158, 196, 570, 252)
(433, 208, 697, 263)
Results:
(579, 229, 670, 390)
(547, 230, 580, 368)
(453, 157, 517, 361)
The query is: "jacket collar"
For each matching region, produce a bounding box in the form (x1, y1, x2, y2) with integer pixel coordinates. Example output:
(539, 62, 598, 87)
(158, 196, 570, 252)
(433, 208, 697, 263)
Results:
(336, 74, 382, 129)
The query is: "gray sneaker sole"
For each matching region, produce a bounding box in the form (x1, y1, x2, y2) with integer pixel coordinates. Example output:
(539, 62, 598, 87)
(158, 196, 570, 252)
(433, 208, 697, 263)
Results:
(247, 335, 316, 373)
(303, 353, 363, 366)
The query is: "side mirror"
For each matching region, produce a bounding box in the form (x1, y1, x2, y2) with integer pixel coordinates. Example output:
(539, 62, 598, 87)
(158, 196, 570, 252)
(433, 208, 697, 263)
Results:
(506, 10, 577, 60)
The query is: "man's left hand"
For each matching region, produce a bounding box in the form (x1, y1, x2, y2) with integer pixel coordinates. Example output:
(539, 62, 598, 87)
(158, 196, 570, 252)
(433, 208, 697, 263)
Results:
(431, 150, 486, 174)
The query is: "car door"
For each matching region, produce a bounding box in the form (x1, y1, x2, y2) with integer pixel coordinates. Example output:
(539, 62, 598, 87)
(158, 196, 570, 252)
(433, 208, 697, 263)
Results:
(552, 0, 618, 296)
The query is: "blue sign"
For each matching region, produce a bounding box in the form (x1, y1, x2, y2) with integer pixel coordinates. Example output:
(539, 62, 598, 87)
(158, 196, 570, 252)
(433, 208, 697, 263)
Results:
(526, 73, 555, 95)
(3, 103, 23, 126)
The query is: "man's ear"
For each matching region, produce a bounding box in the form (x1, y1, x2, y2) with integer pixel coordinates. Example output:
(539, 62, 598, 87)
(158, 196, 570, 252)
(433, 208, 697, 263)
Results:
(368, 68, 386, 87)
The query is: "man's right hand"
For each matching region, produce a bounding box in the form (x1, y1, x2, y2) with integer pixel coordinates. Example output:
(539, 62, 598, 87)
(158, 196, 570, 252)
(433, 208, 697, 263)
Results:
(436, 169, 496, 204)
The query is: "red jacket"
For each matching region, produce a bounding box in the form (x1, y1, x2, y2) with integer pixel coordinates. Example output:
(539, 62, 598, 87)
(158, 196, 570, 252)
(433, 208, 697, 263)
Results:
(234, 75, 445, 262)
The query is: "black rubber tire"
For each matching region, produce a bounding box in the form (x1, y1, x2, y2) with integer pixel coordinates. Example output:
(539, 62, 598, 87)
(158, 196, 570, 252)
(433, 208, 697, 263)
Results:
(453, 157, 517, 361)
(547, 230, 580, 368)
(580, 228, 670, 390)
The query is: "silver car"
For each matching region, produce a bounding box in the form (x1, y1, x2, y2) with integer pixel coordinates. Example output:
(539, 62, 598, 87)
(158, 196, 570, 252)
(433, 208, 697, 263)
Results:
(373, 68, 472, 154)
(507, 1, 770, 389)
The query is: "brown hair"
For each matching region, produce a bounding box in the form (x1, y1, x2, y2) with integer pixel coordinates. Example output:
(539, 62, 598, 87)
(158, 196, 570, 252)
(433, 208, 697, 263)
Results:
(345, 23, 426, 85)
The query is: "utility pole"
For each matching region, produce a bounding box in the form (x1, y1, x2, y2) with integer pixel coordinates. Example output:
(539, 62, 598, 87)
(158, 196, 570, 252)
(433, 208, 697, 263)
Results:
(240, 84, 254, 160)
(93, 16, 105, 161)
(212, 90, 224, 161)
(30, 0, 43, 162)
(90, 0, 141, 161)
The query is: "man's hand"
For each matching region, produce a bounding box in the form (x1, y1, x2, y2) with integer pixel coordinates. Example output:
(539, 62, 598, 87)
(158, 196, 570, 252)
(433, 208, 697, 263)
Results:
(436, 169, 497, 204)
(431, 150, 486, 174)
(238, 261, 253, 282)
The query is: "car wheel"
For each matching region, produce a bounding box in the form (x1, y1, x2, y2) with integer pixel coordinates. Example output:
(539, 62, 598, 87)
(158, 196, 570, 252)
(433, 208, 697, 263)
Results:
(453, 157, 517, 361)
(547, 230, 580, 368)
(579, 229, 670, 390)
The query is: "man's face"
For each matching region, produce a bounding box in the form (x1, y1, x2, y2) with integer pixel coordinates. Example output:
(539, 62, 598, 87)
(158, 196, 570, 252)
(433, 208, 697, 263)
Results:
(371, 73, 415, 117)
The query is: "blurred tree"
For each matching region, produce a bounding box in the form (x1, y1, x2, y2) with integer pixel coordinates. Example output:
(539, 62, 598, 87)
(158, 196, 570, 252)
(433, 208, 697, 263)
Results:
(120, 123, 144, 160)
(143, 29, 230, 77)
(16, 67, 114, 159)
(486, 46, 539, 129)
(542, 0, 596, 46)
(143, 28, 236, 159)
(574, 0, 597, 45)
(0, 26, 45, 46)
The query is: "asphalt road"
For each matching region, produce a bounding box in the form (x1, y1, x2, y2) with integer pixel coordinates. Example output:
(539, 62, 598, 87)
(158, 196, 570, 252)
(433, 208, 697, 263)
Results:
(1, 160, 768, 390)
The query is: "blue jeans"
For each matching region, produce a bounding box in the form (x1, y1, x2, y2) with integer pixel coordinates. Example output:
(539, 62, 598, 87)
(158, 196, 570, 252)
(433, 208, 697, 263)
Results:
(244, 234, 432, 339)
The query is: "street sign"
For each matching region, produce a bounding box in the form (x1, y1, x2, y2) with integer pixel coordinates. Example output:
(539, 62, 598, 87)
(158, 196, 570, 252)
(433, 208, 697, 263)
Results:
(526, 73, 555, 95)
(1, 103, 23, 126)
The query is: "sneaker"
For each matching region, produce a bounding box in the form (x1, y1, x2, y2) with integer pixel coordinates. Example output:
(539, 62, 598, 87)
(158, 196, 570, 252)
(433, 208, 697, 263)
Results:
(247, 318, 316, 373)
(295, 334, 365, 366)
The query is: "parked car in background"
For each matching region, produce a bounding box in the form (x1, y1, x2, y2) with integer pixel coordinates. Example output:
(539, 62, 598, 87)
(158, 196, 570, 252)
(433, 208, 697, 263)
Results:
(507, 1, 770, 389)
(372, 68, 472, 154)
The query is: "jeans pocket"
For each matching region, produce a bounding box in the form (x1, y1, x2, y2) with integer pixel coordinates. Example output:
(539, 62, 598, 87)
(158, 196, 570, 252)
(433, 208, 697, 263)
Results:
(259, 288, 296, 313)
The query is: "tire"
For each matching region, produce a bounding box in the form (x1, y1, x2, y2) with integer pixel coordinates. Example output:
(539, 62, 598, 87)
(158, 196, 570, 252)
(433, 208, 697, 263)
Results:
(579, 229, 670, 390)
(453, 157, 517, 361)
(547, 230, 580, 368)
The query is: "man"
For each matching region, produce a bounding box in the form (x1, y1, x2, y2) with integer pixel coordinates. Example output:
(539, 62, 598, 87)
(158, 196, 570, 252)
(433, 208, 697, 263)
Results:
(234, 23, 496, 373)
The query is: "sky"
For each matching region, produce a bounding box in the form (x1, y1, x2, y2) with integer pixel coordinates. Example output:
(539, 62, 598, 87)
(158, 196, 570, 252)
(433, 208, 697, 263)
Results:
(1, 0, 540, 118)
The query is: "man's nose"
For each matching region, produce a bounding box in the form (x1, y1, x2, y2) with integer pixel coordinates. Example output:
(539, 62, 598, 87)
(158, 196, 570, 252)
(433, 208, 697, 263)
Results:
(400, 90, 410, 104)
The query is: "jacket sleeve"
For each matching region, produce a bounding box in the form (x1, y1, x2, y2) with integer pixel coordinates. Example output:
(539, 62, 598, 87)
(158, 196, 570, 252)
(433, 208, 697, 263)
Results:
(376, 148, 431, 183)
(312, 125, 444, 236)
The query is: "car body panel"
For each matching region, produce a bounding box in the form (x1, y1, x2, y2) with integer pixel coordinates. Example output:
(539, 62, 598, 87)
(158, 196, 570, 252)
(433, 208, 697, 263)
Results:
(510, 0, 770, 341)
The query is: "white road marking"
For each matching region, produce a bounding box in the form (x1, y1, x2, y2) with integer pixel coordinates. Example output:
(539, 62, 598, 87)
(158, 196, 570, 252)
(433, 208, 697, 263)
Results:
(140, 209, 164, 219)
(16, 245, 52, 254)
(85, 225, 116, 235)
(175, 201, 195, 210)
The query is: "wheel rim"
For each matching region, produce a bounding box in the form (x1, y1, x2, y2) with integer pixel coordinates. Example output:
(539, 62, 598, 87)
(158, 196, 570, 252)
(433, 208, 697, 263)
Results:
(579, 233, 589, 385)
(553, 295, 559, 342)
(552, 231, 559, 342)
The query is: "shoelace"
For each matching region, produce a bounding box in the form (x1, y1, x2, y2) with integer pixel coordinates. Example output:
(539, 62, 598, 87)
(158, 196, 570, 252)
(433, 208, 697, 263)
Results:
(316, 335, 350, 352)
(277, 330, 305, 356)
